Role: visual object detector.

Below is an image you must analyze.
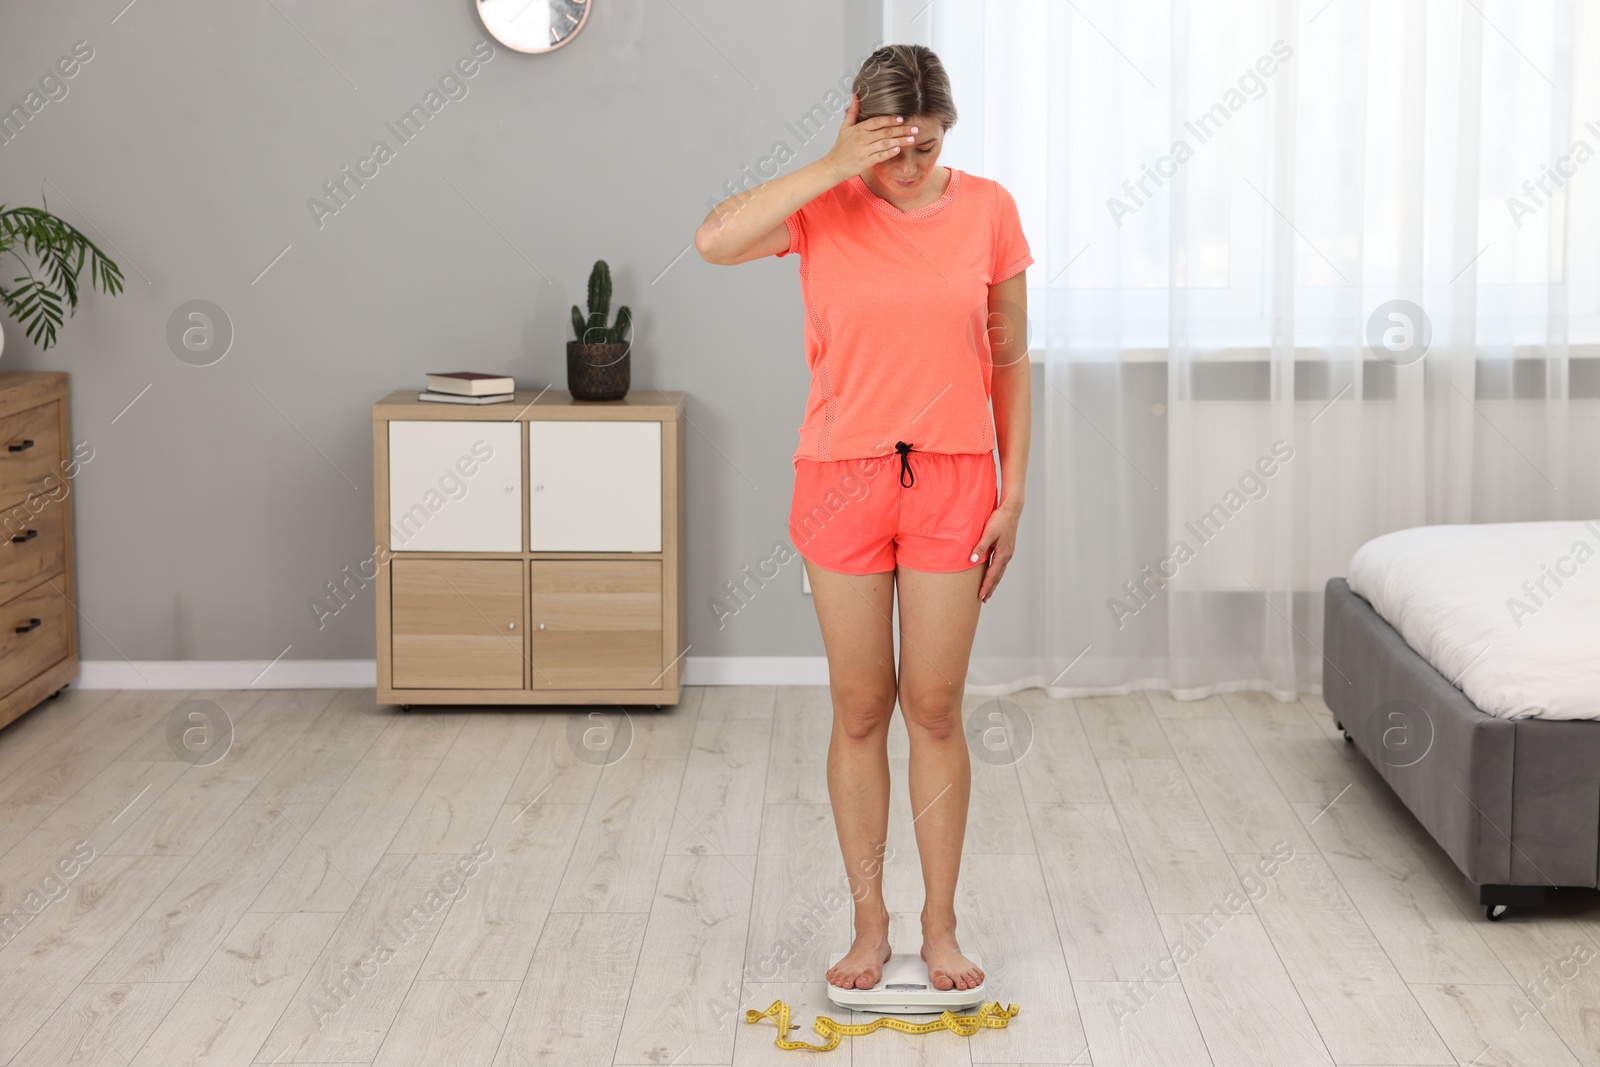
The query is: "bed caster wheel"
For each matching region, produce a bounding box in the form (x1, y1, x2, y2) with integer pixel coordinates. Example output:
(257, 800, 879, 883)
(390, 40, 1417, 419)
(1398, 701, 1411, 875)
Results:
(399, 704, 412, 712)
(654, 704, 663, 710)
(1486, 904, 1508, 921)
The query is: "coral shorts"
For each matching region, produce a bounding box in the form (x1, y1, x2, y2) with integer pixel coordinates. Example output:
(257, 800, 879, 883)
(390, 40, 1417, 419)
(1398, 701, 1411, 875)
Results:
(788, 445, 998, 575)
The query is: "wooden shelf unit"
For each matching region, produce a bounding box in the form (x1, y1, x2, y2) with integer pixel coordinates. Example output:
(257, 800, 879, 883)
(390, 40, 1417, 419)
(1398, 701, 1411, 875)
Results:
(372, 389, 686, 707)
(0, 372, 79, 731)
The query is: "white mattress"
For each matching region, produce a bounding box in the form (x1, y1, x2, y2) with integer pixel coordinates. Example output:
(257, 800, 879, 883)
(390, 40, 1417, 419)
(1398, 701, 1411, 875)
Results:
(1347, 521, 1600, 720)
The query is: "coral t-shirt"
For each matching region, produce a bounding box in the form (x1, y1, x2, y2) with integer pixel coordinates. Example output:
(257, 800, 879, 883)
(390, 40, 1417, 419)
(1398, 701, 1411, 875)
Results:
(778, 167, 1032, 463)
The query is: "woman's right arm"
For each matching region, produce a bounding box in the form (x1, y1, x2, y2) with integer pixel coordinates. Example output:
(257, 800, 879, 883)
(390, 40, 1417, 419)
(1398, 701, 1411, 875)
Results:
(694, 95, 917, 265)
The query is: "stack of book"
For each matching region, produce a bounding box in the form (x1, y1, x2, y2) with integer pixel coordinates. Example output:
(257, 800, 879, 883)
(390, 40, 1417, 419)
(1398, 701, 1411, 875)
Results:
(418, 372, 515, 405)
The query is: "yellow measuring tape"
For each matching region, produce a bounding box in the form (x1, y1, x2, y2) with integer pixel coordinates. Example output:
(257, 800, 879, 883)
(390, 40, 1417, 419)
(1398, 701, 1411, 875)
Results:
(745, 999, 1021, 1052)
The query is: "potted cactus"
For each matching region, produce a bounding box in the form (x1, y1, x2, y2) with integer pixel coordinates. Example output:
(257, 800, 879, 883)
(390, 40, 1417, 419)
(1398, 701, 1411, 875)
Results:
(568, 259, 631, 401)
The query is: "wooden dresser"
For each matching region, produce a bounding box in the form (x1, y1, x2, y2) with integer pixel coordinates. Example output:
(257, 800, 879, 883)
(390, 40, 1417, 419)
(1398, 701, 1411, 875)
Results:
(0, 372, 80, 731)
(372, 389, 685, 708)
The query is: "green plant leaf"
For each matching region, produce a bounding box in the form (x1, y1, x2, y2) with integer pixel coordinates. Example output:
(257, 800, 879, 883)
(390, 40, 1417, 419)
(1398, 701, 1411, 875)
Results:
(0, 202, 124, 350)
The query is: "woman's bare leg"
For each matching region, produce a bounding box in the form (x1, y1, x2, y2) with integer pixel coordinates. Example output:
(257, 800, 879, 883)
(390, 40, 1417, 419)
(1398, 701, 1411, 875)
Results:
(895, 562, 986, 991)
(805, 557, 898, 990)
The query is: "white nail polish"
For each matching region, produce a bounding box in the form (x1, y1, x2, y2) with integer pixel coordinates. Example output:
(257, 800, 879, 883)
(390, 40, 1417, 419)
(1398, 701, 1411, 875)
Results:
(970, 553, 980, 562)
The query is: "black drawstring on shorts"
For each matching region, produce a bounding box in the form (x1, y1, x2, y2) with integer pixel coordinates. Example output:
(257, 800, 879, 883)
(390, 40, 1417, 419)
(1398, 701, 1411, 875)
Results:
(894, 440, 916, 488)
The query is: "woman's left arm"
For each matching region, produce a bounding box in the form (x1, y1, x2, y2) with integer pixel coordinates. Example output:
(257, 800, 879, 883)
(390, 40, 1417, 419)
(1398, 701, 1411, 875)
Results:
(973, 270, 1030, 602)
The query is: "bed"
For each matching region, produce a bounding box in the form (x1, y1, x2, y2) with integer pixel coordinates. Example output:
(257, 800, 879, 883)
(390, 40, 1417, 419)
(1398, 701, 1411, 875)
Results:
(1322, 521, 1600, 919)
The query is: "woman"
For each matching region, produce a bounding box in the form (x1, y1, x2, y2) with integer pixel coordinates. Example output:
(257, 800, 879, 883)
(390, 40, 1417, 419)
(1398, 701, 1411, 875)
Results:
(694, 44, 1030, 994)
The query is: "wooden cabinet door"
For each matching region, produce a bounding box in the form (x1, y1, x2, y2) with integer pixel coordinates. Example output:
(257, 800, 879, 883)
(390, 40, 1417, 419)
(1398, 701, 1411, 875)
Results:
(529, 560, 662, 689)
(0, 504, 64, 605)
(388, 421, 522, 552)
(391, 559, 524, 688)
(0, 403, 61, 511)
(527, 421, 661, 551)
(0, 579, 69, 690)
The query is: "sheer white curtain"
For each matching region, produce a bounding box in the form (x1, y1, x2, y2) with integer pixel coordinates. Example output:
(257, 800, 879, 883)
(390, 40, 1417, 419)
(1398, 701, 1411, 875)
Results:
(910, 0, 1600, 698)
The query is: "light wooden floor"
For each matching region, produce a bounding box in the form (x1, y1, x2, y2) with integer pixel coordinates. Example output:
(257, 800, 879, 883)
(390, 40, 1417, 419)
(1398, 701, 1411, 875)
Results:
(1, 685, 1598, 1066)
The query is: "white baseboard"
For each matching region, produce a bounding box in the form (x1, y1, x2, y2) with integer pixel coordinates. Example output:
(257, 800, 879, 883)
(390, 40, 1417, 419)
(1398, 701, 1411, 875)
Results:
(684, 656, 830, 685)
(77, 657, 831, 690)
(79, 660, 380, 689)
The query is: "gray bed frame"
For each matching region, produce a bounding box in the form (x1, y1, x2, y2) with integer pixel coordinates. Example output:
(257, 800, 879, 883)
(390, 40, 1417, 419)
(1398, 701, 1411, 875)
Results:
(1322, 578, 1600, 919)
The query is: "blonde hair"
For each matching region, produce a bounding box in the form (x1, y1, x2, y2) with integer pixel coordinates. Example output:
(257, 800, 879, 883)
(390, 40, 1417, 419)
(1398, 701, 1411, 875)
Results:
(851, 44, 958, 131)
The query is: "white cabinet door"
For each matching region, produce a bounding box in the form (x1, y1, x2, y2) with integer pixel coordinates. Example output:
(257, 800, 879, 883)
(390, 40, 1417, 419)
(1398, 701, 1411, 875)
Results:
(388, 421, 522, 552)
(528, 421, 661, 551)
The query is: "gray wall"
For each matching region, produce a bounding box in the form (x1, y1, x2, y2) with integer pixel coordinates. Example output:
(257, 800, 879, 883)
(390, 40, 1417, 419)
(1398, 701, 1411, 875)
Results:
(0, 0, 914, 664)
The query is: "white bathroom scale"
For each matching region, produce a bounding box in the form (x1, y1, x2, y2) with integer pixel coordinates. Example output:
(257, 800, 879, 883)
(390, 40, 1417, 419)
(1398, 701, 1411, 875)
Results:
(825, 952, 987, 1014)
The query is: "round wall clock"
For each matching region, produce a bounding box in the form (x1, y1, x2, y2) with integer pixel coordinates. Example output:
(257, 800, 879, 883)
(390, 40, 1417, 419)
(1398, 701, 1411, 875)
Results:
(477, 0, 591, 54)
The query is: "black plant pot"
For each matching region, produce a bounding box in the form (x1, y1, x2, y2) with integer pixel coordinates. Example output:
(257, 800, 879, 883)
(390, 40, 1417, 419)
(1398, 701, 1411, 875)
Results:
(566, 341, 631, 401)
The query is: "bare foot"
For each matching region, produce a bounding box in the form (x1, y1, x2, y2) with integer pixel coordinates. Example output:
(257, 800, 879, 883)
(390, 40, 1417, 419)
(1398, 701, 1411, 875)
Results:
(921, 935, 984, 991)
(827, 926, 892, 989)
